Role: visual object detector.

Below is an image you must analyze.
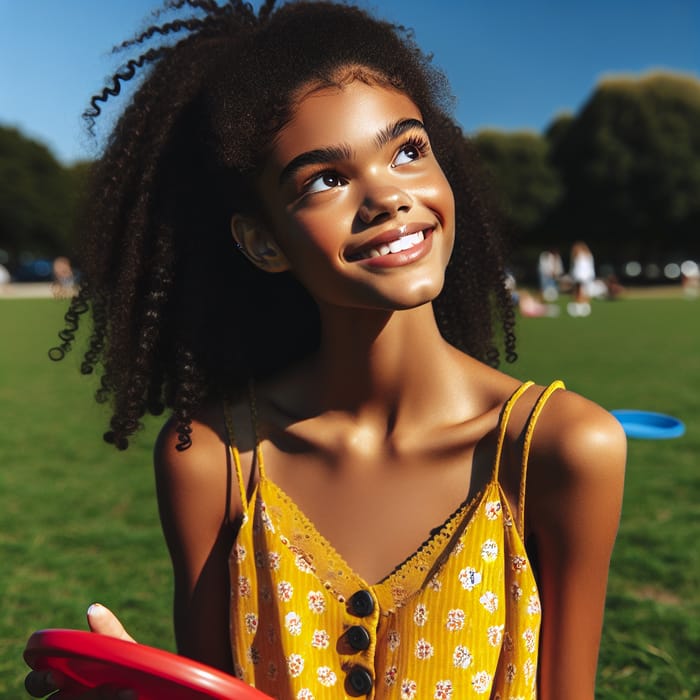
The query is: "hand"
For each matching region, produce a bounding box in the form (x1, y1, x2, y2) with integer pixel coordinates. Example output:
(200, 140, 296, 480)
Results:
(25, 604, 136, 699)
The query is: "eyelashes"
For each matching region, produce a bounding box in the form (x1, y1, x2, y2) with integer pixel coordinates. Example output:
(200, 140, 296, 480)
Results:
(300, 133, 432, 196)
(401, 134, 431, 158)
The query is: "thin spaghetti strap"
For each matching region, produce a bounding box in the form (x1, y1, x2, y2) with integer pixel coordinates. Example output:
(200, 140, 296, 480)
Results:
(223, 400, 250, 511)
(222, 381, 266, 511)
(517, 380, 566, 535)
(492, 381, 535, 481)
(247, 380, 266, 479)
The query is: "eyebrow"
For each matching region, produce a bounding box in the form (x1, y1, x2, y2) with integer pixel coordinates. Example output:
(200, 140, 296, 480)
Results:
(278, 118, 427, 186)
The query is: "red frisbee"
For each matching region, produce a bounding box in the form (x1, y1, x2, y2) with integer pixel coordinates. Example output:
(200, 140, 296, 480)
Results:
(24, 629, 271, 700)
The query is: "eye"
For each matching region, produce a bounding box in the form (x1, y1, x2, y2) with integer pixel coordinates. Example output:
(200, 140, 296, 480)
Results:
(305, 171, 345, 194)
(391, 139, 428, 167)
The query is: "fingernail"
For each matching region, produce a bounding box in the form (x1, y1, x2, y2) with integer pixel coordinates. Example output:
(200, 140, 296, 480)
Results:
(87, 603, 105, 617)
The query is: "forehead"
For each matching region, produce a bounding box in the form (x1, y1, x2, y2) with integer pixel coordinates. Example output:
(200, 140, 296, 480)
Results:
(267, 81, 423, 171)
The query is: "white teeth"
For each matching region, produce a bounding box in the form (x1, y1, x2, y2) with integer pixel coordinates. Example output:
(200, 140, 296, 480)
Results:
(352, 229, 426, 260)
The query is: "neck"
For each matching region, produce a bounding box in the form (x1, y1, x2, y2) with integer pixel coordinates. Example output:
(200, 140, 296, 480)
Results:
(310, 302, 459, 421)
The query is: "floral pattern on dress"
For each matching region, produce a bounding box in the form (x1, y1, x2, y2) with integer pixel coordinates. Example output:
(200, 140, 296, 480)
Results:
(452, 645, 473, 669)
(295, 554, 315, 574)
(511, 555, 527, 573)
(527, 594, 541, 615)
(238, 576, 251, 598)
(316, 666, 337, 687)
(479, 591, 498, 613)
(307, 590, 326, 613)
(522, 629, 536, 654)
(471, 670, 491, 694)
(484, 501, 502, 520)
(481, 539, 499, 562)
(415, 638, 434, 660)
(413, 603, 428, 626)
(311, 629, 330, 649)
(446, 608, 465, 631)
(428, 575, 442, 592)
(487, 624, 504, 647)
(284, 611, 302, 636)
(400, 679, 417, 699)
(244, 612, 258, 634)
(434, 679, 453, 699)
(286, 654, 304, 678)
(277, 580, 293, 602)
(458, 567, 482, 591)
(228, 390, 552, 700)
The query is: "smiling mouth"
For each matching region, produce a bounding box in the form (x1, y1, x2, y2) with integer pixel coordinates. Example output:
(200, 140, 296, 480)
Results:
(346, 228, 431, 261)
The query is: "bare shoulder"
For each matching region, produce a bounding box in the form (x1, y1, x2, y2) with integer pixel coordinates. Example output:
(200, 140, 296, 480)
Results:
(153, 399, 252, 525)
(154, 402, 227, 481)
(532, 388, 626, 477)
(526, 387, 627, 532)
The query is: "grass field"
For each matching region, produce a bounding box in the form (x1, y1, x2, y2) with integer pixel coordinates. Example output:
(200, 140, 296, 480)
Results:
(1, 295, 698, 698)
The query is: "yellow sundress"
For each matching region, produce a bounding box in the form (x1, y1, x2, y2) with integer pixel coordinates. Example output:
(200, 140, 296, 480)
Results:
(227, 380, 564, 699)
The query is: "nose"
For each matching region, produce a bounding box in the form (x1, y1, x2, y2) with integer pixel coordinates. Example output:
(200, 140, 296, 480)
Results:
(358, 184, 413, 225)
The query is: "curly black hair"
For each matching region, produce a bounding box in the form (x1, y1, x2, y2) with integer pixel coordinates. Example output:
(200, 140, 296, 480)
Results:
(52, 0, 516, 450)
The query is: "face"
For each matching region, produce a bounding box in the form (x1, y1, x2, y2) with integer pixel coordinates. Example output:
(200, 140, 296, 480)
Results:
(255, 80, 455, 312)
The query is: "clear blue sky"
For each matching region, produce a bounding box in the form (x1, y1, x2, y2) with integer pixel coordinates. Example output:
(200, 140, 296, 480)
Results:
(1, 0, 698, 164)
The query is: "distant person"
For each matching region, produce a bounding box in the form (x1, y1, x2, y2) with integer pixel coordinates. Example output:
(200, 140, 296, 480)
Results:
(568, 241, 595, 316)
(681, 260, 700, 299)
(0, 263, 9, 294)
(518, 290, 560, 318)
(538, 248, 563, 301)
(52, 256, 75, 297)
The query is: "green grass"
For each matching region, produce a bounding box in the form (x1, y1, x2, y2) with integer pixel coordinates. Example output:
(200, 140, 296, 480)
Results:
(513, 297, 700, 700)
(1, 296, 699, 698)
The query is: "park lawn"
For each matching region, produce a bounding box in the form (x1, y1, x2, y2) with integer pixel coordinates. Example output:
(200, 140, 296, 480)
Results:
(1, 296, 698, 698)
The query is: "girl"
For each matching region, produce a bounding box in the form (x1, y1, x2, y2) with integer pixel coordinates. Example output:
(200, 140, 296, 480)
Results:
(26, 1, 625, 698)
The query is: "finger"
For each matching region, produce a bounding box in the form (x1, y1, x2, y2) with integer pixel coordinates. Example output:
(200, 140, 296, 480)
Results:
(86, 604, 136, 643)
(51, 684, 136, 700)
(96, 684, 137, 700)
(25, 669, 63, 697)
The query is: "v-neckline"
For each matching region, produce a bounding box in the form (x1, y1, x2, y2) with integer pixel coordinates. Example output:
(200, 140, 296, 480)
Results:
(253, 472, 499, 590)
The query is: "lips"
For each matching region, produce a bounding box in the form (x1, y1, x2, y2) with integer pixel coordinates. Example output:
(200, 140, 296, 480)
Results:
(346, 225, 434, 262)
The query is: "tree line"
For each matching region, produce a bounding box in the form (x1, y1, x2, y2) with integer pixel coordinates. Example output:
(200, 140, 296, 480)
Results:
(474, 71, 700, 272)
(1, 70, 699, 276)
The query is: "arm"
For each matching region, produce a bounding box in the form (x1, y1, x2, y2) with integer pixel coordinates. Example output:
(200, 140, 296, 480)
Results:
(26, 412, 241, 698)
(526, 391, 626, 700)
(154, 410, 243, 673)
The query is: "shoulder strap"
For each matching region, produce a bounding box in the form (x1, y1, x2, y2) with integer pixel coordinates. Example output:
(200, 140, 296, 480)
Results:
(517, 380, 566, 534)
(223, 401, 250, 511)
(223, 381, 266, 511)
(493, 380, 535, 481)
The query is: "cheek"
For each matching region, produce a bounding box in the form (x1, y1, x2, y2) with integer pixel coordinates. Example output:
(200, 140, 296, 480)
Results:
(421, 167, 455, 228)
(274, 211, 347, 274)
(436, 168, 456, 212)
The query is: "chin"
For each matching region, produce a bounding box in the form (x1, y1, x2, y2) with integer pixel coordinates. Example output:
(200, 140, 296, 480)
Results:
(373, 278, 446, 311)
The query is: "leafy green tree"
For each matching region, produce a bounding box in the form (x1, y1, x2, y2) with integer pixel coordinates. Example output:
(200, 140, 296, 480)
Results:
(0, 126, 78, 262)
(548, 72, 700, 261)
(474, 130, 563, 243)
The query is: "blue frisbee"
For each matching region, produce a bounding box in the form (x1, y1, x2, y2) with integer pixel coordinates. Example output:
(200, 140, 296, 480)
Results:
(611, 410, 685, 440)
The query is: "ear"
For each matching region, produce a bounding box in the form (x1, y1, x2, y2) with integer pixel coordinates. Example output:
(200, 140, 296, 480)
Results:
(230, 214, 290, 273)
